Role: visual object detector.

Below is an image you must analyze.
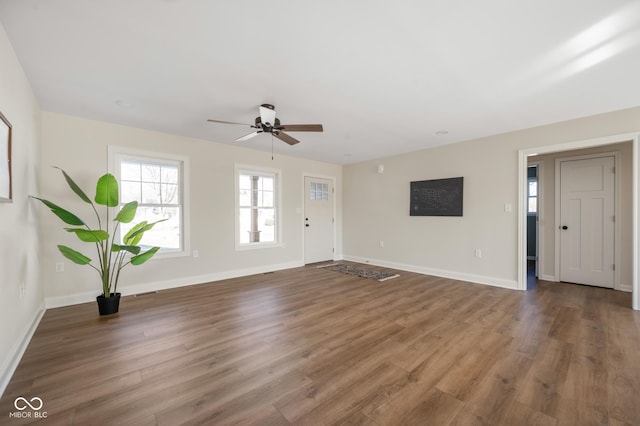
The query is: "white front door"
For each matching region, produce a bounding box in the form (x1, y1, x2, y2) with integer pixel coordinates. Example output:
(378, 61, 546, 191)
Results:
(559, 156, 615, 288)
(304, 177, 334, 264)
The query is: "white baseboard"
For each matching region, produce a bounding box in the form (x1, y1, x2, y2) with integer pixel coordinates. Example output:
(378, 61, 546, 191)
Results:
(0, 302, 45, 397)
(342, 255, 519, 290)
(540, 274, 557, 282)
(618, 284, 633, 293)
(45, 260, 304, 309)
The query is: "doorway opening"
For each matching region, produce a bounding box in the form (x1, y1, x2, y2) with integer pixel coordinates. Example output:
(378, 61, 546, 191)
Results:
(526, 164, 539, 289)
(517, 132, 639, 311)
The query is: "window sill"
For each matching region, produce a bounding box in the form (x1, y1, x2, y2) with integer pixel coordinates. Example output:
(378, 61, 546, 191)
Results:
(235, 242, 283, 251)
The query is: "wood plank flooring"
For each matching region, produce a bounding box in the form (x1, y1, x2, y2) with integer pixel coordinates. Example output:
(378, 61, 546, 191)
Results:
(1, 263, 639, 425)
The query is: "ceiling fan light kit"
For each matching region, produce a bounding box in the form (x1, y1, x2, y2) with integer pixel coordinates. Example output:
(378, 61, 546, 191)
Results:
(208, 103, 323, 146)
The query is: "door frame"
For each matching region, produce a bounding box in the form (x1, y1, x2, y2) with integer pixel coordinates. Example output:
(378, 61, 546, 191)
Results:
(302, 173, 337, 264)
(517, 132, 639, 311)
(553, 152, 620, 288)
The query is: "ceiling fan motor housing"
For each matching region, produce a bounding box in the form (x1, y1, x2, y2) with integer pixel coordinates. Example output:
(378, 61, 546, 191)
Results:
(254, 116, 281, 132)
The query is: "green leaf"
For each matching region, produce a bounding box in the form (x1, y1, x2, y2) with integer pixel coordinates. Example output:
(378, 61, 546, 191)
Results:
(58, 245, 92, 265)
(123, 218, 167, 245)
(30, 196, 86, 226)
(65, 228, 109, 242)
(95, 173, 118, 207)
(53, 167, 92, 204)
(123, 221, 148, 246)
(114, 201, 138, 223)
(111, 244, 141, 255)
(131, 246, 160, 265)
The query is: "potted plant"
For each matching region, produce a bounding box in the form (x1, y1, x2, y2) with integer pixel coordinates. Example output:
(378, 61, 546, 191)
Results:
(32, 167, 165, 315)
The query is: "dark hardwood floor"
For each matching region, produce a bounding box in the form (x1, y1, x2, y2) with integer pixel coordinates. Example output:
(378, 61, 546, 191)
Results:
(1, 263, 639, 425)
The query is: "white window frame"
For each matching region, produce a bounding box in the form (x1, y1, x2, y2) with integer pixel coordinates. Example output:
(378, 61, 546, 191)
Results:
(527, 176, 538, 216)
(235, 164, 282, 251)
(108, 146, 190, 259)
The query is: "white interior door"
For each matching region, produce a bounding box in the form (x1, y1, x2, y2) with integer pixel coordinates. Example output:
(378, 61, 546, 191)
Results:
(559, 156, 615, 288)
(304, 177, 334, 264)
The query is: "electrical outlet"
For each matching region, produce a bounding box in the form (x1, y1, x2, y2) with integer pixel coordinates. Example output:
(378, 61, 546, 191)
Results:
(474, 249, 482, 258)
(55, 262, 64, 272)
(379, 240, 384, 248)
(193, 250, 199, 258)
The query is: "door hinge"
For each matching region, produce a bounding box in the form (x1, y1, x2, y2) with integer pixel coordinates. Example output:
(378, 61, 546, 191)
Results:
(332, 217, 335, 223)
(613, 215, 616, 223)
(613, 264, 615, 271)
(612, 166, 616, 174)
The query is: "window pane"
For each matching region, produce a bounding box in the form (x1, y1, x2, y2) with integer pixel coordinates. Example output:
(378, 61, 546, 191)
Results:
(142, 164, 162, 183)
(162, 166, 178, 184)
(239, 208, 251, 244)
(262, 177, 273, 191)
(262, 191, 273, 207)
(161, 183, 179, 204)
(528, 181, 537, 197)
(239, 189, 251, 206)
(117, 153, 184, 254)
(121, 161, 140, 181)
(239, 175, 251, 190)
(141, 181, 161, 204)
(528, 197, 537, 213)
(238, 171, 277, 245)
(258, 208, 275, 242)
(121, 181, 141, 203)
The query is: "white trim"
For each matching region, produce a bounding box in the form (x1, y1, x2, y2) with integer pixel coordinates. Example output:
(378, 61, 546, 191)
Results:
(302, 173, 338, 264)
(343, 255, 518, 290)
(634, 137, 639, 310)
(619, 284, 633, 293)
(0, 302, 46, 397)
(45, 260, 304, 309)
(107, 145, 191, 259)
(234, 163, 283, 251)
(554, 152, 620, 289)
(518, 132, 639, 310)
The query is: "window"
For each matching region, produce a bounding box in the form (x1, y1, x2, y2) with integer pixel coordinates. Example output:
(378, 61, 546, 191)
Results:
(236, 166, 280, 249)
(110, 147, 189, 257)
(528, 178, 538, 214)
(309, 182, 328, 200)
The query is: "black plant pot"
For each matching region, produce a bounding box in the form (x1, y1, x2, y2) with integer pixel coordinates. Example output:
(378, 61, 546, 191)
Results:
(96, 293, 121, 316)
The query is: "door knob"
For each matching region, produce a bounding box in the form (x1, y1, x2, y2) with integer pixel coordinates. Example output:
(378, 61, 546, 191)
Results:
(305, 224, 310, 227)
(561, 225, 568, 230)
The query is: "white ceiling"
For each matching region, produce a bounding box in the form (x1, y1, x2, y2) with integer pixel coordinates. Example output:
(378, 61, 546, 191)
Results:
(1, 1, 640, 165)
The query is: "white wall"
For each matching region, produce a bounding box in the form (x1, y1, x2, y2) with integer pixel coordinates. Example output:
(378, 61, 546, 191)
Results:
(343, 106, 640, 292)
(39, 112, 342, 306)
(0, 24, 43, 394)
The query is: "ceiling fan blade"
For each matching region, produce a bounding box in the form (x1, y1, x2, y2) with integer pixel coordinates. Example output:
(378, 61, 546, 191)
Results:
(278, 124, 323, 132)
(235, 131, 262, 142)
(207, 119, 252, 127)
(259, 104, 277, 127)
(274, 131, 300, 145)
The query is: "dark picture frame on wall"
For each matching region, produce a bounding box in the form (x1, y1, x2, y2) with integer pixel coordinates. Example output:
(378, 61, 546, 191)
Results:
(0, 111, 12, 202)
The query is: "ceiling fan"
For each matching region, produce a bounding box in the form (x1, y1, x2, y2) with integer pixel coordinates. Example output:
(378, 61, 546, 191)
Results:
(207, 104, 323, 145)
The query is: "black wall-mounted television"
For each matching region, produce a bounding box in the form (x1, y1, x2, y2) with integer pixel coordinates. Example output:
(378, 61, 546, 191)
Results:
(410, 177, 463, 216)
